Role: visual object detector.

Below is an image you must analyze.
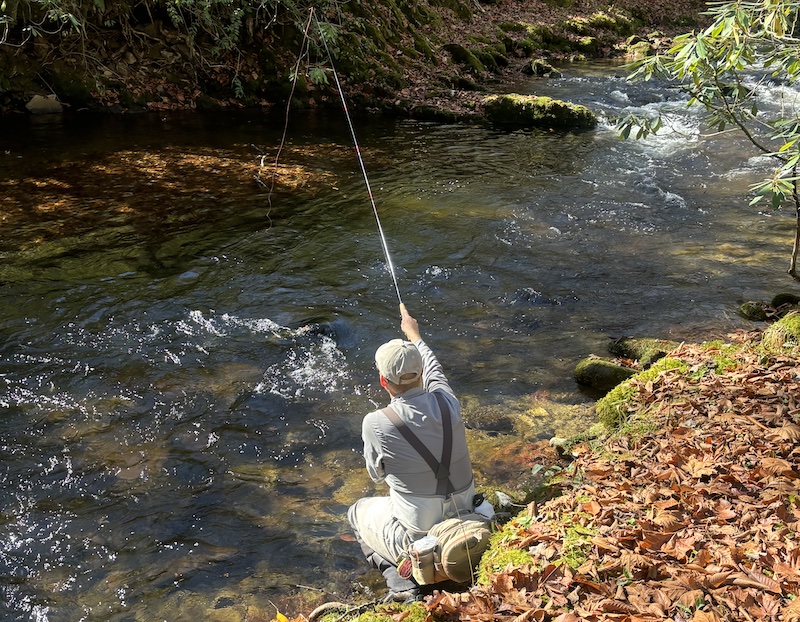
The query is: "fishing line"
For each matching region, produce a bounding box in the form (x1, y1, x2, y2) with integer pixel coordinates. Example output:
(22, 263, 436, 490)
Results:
(259, 7, 315, 227)
(311, 9, 404, 306)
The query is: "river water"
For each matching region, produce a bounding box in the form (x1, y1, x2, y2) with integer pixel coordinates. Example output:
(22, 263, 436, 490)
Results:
(0, 63, 795, 620)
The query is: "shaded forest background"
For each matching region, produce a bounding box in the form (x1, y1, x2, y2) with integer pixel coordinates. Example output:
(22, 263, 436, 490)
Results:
(0, 0, 708, 115)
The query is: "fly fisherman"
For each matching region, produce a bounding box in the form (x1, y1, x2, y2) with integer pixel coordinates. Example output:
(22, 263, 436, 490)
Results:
(348, 304, 476, 603)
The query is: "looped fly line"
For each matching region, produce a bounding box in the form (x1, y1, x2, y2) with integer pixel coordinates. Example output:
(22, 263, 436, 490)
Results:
(270, 7, 404, 305)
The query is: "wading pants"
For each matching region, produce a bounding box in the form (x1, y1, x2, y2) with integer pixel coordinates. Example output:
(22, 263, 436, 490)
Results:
(347, 496, 419, 593)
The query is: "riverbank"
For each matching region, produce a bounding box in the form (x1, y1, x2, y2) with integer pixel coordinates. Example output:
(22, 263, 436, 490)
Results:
(1, 0, 708, 117)
(302, 316, 800, 621)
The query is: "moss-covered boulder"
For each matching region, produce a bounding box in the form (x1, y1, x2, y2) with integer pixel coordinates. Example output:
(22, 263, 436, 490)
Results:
(443, 43, 487, 73)
(482, 93, 596, 130)
(607, 336, 679, 367)
(627, 40, 655, 59)
(739, 300, 769, 321)
(761, 311, 800, 354)
(523, 58, 561, 77)
(595, 357, 688, 430)
(574, 356, 636, 394)
(771, 292, 800, 308)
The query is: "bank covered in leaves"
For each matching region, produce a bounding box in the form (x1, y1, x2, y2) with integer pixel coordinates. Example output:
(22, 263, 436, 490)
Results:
(306, 316, 800, 622)
(1, 0, 705, 118)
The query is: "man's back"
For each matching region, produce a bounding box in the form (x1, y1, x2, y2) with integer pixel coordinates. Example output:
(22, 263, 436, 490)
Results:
(361, 339, 474, 533)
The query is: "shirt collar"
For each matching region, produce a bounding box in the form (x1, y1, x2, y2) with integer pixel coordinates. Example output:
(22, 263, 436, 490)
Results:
(391, 386, 425, 401)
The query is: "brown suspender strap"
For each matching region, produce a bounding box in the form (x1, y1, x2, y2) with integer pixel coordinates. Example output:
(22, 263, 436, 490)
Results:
(381, 391, 455, 496)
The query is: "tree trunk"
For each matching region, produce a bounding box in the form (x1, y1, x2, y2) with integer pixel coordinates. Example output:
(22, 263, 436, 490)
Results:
(791, 176, 800, 280)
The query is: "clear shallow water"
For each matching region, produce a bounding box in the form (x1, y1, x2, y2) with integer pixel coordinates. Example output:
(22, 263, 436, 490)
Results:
(0, 65, 796, 620)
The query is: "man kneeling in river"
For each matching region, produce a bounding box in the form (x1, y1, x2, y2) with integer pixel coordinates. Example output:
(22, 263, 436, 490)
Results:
(348, 304, 476, 603)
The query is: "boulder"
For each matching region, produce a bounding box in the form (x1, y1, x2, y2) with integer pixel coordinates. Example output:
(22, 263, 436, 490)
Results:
(574, 356, 636, 394)
(482, 93, 596, 130)
(25, 94, 63, 114)
(626, 40, 655, 60)
(595, 357, 688, 430)
(608, 336, 679, 367)
(523, 59, 561, 77)
(739, 300, 768, 321)
(771, 292, 800, 308)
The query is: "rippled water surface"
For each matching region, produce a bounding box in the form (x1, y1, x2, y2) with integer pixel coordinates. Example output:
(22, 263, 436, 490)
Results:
(0, 64, 795, 620)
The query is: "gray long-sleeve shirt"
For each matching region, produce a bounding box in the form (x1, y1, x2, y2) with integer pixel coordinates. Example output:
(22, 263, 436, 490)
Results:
(361, 339, 475, 534)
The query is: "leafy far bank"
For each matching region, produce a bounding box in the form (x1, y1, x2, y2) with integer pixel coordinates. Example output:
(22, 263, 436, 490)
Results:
(303, 314, 800, 622)
(0, 0, 708, 117)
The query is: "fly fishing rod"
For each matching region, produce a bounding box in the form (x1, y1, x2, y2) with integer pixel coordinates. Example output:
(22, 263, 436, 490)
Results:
(310, 8, 404, 306)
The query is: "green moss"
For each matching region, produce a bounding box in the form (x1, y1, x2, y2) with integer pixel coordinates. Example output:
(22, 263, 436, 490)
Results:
(698, 340, 740, 374)
(587, 11, 619, 29)
(500, 21, 527, 33)
(596, 357, 688, 430)
(443, 43, 486, 73)
(363, 23, 388, 47)
(761, 311, 800, 354)
(739, 301, 768, 321)
(561, 522, 596, 569)
(482, 93, 596, 130)
(563, 17, 591, 35)
(397, 45, 421, 60)
(563, 10, 635, 36)
(517, 39, 538, 55)
(46, 61, 96, 107)
(335, 32, 376, 81)
(524, 23, 571, 50)
(608, 337, 679, 367)
(528, 59, 561, 77)
(317, 602, 426, 622)
(628, 40, 655, 59)
(574, 357, 637, 393)
(375, 50, 401, 71)
(575, 36, 599, 54)
(589, 10, 635, 34)
(476, 526, 537, 584)
(397, 0, 432, 25)
(413, 34, 437, 60)
(355, 603, 426, 622)
(473, 49, 501, 70)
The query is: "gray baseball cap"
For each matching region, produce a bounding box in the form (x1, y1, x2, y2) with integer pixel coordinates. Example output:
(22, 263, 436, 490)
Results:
(375, 339, 422, 385)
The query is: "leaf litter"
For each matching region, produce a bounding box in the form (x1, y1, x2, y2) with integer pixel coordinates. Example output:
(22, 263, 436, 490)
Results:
(422, 336, 799, 622)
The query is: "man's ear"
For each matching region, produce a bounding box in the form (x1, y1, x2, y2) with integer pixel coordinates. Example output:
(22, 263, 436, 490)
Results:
(379, 375, 388, 389)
